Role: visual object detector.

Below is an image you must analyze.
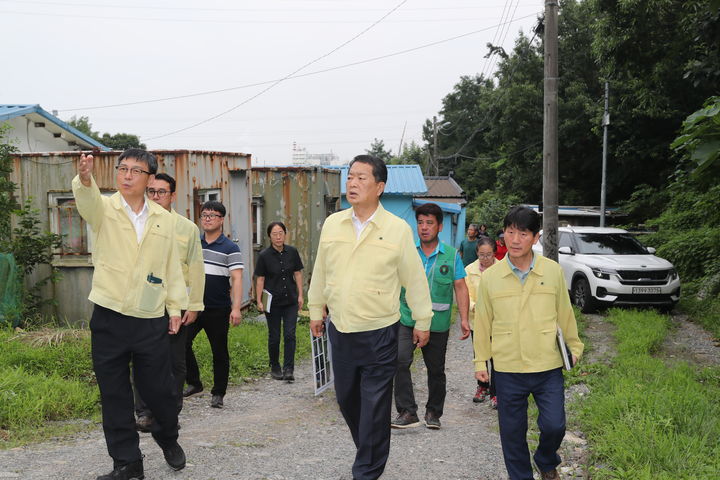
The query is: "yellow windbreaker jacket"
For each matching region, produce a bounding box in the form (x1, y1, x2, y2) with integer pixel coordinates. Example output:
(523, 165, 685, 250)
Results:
(72, 175, 188, 318)
(171, 210, 205, 312)
(473, 254, 584, 373)
(308, 203, 433, 333)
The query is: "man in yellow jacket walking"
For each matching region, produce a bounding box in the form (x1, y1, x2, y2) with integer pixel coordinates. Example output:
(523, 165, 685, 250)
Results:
(308, 155, 433, 480)
(72, 149, 188, 480)
(473, 206, 583, 480)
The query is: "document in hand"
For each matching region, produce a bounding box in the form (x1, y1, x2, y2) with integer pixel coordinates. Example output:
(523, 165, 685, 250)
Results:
(261, 289, 273, 313)
(556, 326, 575, 370)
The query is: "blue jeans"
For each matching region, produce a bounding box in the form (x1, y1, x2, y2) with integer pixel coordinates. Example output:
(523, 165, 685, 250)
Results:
(495, 368, 565, 480)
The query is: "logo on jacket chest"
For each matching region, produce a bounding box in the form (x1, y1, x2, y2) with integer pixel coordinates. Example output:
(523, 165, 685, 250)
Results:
(439, 264, 450, 275)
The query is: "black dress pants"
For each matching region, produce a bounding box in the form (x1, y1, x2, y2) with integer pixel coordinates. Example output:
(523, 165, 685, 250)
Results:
(394, 324, 449, 417)
(185, 306, 231, 396)
(328, 321, 399, 480)
(90, 305, 179, 467)
(266, 303, 298, 370)
(135, 324, 187, 417)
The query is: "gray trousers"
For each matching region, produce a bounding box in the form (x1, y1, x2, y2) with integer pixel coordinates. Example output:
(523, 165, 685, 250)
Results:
(393, 324, 449, 417)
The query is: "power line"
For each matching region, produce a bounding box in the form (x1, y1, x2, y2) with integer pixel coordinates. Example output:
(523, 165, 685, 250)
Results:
(0, 0, 539, 13)
(487, 0, 521, 77)
(58, 12, 539, 112)
(144, 0, 408, 142)
(0, 8, 530, 24)
(479, 0, 512, 81)
(437, 23, 542, 161)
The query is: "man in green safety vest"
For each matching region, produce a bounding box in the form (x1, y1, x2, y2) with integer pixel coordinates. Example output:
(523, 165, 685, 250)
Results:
(391, 202, 471, 430)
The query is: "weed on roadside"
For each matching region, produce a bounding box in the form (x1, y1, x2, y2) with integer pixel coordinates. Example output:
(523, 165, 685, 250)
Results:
(580, 309, 720, 479)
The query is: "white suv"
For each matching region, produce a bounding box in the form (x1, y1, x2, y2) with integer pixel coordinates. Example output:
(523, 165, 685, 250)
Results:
(532, 227, 681, 313)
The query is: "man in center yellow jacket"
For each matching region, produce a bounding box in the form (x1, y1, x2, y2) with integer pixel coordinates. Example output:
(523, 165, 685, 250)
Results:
(308, 155, 433, 480)
(474, 206, 583, 480)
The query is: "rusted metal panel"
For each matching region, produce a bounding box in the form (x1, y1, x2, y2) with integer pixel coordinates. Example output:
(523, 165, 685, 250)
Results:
(250, 167, 341, 296)
(10, 149, 253, 324)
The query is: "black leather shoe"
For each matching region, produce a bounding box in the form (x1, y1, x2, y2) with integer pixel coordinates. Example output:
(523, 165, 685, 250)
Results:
(161, 441, 186, 471)
(283, 367, 294, 383)
(182, 384, 203, 397)
(96, 460, 144, 480)
(270, 366, 284, 380)
(135, 415, 153, 433)
(210, 394, 224, 408)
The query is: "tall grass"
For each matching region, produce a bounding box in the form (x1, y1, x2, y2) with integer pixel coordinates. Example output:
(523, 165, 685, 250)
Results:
(190, 314, 312, 384)
(580, 309, 720, 479)
(0, 312, 313, 448)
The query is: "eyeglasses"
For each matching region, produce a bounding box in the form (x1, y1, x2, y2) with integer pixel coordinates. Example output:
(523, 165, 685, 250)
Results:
(200, 213, 223, 220)
(116, 165, 151, 177)
(478, 253, 495, 259)
(146, 188, 171, 197)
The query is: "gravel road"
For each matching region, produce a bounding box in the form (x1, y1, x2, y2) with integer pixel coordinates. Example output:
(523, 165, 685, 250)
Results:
(3, 311, 714, 480)
(0, 321, 508, 480)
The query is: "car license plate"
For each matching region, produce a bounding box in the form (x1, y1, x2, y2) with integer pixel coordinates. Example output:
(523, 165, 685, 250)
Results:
(632, 287, 661, 294)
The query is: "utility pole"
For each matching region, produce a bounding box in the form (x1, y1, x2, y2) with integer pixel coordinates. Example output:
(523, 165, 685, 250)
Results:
(398, 120, 407, 160)
(542, 0, 559, 262)
(600, 81, 610, 227)
(432, 116, 439, 176)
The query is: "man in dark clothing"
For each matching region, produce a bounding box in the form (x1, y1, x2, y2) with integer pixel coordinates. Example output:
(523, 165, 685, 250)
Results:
(184, 201, 243, 409)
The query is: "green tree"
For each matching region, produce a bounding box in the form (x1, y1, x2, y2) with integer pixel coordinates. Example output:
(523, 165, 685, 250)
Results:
(0, 124, 20, 243)
(67, 115, 146, 150)
(389, 141, 427, 170)
(365, 138, 393, 163)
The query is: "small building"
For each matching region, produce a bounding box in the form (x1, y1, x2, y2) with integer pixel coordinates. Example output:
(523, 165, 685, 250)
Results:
(250, 166, 341, 295)
(0, 104, 110, 152)
(10, 150, 253, 324)
(414, 175, 468, 248)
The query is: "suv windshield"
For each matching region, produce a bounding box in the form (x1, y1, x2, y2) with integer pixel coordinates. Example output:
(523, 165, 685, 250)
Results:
(574, 233, 648, 255)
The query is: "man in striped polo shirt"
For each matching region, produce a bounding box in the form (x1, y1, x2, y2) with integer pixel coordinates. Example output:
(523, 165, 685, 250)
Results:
(184, 200, 244, 409)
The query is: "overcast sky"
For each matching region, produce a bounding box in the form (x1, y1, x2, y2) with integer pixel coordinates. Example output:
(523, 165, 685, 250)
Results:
(2, 0, 542, 165)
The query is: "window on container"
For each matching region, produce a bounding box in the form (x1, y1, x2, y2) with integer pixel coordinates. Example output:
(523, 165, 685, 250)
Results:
(325, 196, 339, 217)
(48, 193, 94, 255)
(194, 189, 222, 224)
(251, 197, 263, 246)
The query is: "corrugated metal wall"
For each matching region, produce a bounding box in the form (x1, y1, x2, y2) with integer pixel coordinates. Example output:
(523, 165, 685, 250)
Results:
(10, 150, 252, 324)
(250, 167, 341, 297)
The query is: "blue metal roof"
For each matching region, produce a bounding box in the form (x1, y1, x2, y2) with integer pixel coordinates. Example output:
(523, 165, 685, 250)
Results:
(0, 104, 110, 150)
(337, 164, 427, 195)
(413, 198, 462, 214)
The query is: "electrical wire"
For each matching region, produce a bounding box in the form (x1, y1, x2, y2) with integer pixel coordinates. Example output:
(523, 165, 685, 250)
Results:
(58, 12, 539, 112)
(436, 23, 542, 161)
(144, 0, 408, 141)
(0, 0, 540, 13)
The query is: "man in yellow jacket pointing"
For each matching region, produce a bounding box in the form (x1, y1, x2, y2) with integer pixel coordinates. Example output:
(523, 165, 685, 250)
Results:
(72, 149, 188, 480)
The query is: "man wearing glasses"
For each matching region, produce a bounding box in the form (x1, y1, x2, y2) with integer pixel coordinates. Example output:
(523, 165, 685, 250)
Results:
(134, 173, 205, 432)
(184, 201, 243, 409)
(72, 149, 188, 480)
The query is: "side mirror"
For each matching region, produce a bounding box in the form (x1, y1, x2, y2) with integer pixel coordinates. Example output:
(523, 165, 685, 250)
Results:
(646, 247, 656, 254)
(558, 246, 573, 255)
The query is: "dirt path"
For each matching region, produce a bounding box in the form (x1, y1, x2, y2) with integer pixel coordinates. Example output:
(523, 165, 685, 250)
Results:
(0, 322, 507, 480)
(2, 311, 716, 480)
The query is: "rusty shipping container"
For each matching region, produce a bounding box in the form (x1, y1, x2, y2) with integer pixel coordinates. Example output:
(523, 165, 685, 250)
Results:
(10, 150, 253, 324)
(249, 167, 341, 297)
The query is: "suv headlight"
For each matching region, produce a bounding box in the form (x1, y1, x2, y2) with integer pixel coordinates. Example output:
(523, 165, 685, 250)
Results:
(670, 268, 679, 280)
(591, 267, 616, 280)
